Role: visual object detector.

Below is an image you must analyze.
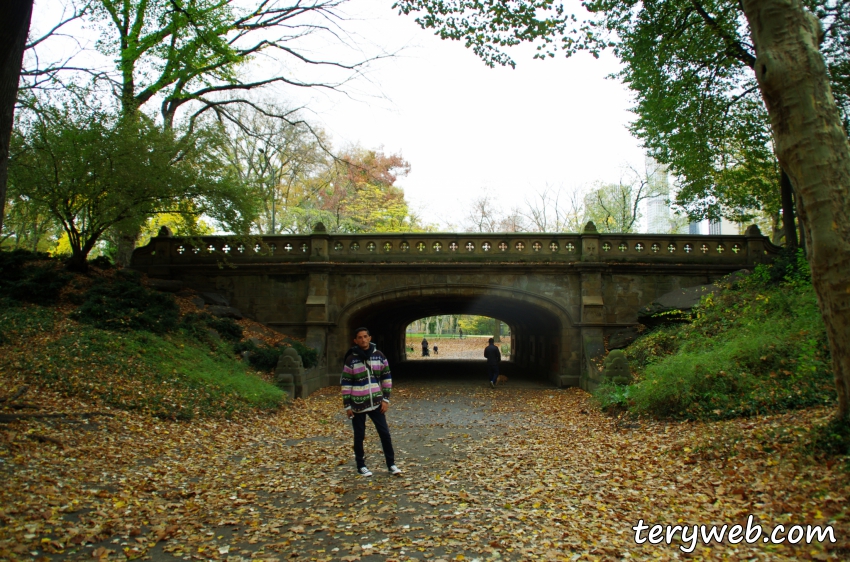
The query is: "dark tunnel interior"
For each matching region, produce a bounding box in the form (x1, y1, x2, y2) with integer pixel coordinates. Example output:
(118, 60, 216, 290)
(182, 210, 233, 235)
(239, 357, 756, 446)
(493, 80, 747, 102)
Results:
(347, 295, 564, 383)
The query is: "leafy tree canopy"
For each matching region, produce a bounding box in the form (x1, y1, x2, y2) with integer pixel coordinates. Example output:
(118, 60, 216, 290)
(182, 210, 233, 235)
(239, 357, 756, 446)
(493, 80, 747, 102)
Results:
(8, 97, 255, 270)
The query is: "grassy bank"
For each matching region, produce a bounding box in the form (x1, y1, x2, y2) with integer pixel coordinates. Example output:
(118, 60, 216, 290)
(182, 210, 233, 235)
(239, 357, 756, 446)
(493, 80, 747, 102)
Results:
(0, 252, 289, 419)
(595, 251, 835, 421)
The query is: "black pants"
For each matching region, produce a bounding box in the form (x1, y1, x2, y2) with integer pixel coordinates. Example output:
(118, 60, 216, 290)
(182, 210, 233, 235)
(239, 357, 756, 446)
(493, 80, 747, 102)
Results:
(488, 363, 500, 384)
(351, 408, 395, 469)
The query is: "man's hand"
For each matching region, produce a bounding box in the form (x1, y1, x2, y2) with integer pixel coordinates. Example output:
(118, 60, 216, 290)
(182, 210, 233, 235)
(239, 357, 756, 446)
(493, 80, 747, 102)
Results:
(380, 401, 389, 414)
(345, 409, 354, 419)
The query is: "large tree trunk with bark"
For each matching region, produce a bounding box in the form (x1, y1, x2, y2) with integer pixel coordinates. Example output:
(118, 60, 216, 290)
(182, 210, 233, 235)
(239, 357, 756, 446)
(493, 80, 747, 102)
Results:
(742, 0, 850, 420)
(0, 0, 34, 238)
(780, 169, 798, 249)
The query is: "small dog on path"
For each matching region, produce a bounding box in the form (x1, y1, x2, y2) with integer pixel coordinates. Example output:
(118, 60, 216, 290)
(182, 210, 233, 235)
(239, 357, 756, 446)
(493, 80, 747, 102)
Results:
(496, 374, 508, 385)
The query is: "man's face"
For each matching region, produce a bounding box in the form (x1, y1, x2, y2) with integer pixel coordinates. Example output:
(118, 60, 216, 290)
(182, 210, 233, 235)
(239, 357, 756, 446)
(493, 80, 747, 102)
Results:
(353, 331, 371, 350)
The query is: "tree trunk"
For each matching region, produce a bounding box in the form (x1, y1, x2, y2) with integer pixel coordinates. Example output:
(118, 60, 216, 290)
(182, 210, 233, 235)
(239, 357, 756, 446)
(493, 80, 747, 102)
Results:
(114, 231, 140, 268)
(743, 0, 850, 419)
(780, 168, 798, 249)
(0, 0, 34, 238)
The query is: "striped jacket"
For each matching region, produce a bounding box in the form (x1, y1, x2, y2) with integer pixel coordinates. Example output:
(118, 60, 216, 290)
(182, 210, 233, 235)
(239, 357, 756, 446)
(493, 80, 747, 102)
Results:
(341, 343, 392, 413)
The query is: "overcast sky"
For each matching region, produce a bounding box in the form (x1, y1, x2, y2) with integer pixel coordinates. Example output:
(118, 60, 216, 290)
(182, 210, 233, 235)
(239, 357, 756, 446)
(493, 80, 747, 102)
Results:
(30, 0, 647, 230)
(285, 0, 647, 229)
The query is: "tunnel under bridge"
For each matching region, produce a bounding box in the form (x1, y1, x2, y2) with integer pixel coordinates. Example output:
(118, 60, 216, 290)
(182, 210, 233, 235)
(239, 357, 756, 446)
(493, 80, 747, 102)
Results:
(131, 222, 779, 396)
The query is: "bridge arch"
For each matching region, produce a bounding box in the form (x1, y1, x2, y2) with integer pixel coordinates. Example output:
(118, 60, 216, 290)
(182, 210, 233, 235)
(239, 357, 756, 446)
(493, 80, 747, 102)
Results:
(331, 284, 580, 384)
(131, 224, 779, 395)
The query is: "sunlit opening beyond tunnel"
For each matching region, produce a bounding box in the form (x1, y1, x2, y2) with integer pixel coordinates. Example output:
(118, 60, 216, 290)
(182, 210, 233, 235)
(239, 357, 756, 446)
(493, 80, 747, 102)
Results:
(403, 315, 510, 361)
(344, 294, 564, 385)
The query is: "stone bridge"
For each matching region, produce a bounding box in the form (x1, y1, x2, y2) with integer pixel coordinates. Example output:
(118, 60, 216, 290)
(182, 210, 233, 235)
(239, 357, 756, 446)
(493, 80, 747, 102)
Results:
(131, 222, 779, 393)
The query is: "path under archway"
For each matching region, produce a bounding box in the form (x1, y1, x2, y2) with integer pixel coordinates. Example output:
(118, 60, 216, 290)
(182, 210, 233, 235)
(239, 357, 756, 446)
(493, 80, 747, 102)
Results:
(338, 289, 572, 385)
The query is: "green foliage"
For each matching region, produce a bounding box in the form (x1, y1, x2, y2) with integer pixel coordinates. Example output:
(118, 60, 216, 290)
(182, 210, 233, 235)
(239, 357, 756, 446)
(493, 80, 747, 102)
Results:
(806, 417, 850, 461)
(593, 380, 634, 412)
(233, 337, 318, 371)
(0, 304, 59, 346)
(287, 338, 318, 368)
(72, 270, 179, 334)
(181, 312, 244, 343)
(247, 345, 284, 372)
(208, 317, 244, 343)
(457, 316, 496, 336)
(9, 99, 254, 270)
(747, 248, 811, 287)
(0, 250, 71, 306)
(88, 255, 114, 270)
(597, 269, 833, 420)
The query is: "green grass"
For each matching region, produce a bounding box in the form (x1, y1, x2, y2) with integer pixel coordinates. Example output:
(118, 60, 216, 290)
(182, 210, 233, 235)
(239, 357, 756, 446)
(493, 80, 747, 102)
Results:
(2, 303, 285, 419)
(595, 255, 834, 421)
(0, 252, 287, 419)
(0, 301, 60, 343)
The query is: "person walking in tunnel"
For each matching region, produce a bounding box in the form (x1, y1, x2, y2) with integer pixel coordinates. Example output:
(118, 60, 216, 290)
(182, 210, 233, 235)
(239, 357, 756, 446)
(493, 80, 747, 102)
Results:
(342, 327, 402, 477)
(421, 337, 429, 357)
(484, 337, 501, 388)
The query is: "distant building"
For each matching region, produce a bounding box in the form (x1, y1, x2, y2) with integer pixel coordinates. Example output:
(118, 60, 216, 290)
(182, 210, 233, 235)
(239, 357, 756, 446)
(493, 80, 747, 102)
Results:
(688, 218, 741, 235)
(643, 157, 679, 233)
(643, 157, 742, 235)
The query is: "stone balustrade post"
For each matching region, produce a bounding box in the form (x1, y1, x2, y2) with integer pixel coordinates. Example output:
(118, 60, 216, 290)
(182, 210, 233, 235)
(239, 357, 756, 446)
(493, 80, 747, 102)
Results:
(745, 224, 769, 263)
(579, 221, 606, 389)
(310, 222, 329, 261)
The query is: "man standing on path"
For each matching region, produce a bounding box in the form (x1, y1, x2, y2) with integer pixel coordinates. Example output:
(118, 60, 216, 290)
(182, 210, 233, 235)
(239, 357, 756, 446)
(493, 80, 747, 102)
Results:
(421, 337, 429, 357)
(484, 337, 501, 388)
(342, 327, 402, 477)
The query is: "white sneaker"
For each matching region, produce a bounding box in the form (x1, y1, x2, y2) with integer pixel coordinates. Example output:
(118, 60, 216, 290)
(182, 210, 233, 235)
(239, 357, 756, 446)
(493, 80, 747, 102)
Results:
(388, 465, 402, 476)
(358, 467, 372, 477)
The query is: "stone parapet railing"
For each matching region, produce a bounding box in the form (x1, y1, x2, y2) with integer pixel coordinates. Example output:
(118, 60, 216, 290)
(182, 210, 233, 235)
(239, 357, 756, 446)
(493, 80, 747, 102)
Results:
(131, 223, 781, 269)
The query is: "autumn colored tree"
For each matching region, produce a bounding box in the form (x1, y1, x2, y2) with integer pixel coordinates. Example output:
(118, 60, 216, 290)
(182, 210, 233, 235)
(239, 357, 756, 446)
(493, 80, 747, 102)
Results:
(317, 148, 420, 233)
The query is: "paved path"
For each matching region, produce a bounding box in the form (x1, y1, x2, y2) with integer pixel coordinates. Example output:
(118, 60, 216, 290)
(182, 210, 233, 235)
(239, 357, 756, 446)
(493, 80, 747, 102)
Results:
(4, 370, 847, 561)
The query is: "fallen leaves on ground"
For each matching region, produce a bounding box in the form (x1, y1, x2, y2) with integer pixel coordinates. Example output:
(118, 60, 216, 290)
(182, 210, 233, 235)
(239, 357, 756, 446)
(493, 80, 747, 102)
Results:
(1, 381, 848, 561)
(405, 338, 499, 361)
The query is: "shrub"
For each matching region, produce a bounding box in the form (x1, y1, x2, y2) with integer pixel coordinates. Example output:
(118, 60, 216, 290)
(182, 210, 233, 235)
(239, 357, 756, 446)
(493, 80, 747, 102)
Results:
(285, 338, 318, 368)
(180, 313, 244, 344)
(807, 417, 850, 460)
(232, 337, 318, 371)
(0, 249, 70, 305)
(247, 345, 284, 371)
(599, 271, 833, 421)
(207, 316, 244, 342)
(72, 270, 179, 333)
(89, 255, 114, 269)
(747, 247, 811, 287)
